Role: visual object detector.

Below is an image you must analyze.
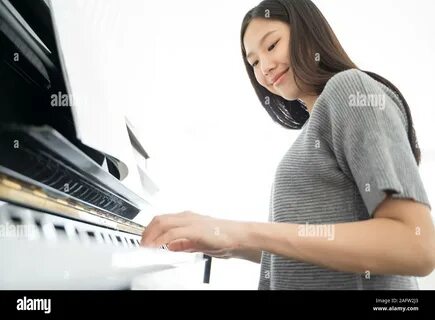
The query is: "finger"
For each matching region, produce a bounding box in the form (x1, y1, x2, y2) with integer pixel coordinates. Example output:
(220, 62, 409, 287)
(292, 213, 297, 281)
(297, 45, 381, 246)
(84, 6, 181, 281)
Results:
(141, 216, 168, 246)
(153, 227, 195, 247)
(141, 213, 192, 246)
(167, 239, 197, 252)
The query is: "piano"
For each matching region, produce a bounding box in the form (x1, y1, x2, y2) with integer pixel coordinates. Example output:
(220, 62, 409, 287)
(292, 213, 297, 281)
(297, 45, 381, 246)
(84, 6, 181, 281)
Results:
(0, 0, 211, 289)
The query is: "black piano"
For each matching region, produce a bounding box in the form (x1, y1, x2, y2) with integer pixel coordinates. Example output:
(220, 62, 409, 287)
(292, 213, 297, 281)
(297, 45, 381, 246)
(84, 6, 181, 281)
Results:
(0, 0, 211, 289)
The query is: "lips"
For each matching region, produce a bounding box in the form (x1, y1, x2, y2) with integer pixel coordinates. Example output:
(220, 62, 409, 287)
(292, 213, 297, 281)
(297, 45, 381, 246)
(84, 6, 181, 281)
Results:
(271, 68, 289, 85)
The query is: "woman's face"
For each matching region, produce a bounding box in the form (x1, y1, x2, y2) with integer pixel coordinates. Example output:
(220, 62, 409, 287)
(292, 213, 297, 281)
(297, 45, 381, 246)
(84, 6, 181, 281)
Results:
(243, 18, 300, 101)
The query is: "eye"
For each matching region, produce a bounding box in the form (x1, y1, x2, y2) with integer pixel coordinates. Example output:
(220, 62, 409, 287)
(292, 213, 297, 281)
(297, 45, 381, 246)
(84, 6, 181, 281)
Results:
(251, 60, 259, 68)
(268, 40, 279, 51)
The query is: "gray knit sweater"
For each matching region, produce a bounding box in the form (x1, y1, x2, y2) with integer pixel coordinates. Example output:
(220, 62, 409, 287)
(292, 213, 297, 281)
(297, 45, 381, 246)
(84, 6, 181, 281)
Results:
(258, 69, 431, 290)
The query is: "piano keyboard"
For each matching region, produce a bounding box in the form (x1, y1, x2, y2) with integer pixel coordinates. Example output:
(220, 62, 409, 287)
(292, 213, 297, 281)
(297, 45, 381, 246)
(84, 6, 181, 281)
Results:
(0, 202, 142, 247)
(0, 201, 205, 289)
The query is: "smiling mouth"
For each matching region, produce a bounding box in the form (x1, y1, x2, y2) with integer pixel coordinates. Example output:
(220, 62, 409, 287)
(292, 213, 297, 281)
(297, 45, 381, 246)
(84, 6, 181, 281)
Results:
(272, 68, 289, 86)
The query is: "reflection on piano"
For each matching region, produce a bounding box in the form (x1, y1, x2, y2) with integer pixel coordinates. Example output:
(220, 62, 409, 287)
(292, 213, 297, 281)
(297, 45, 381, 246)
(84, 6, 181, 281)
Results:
(0, 0, 210, 289)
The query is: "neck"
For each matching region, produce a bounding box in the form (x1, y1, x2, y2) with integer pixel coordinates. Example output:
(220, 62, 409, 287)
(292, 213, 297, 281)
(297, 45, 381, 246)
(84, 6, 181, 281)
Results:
(299, 94, 319, 114)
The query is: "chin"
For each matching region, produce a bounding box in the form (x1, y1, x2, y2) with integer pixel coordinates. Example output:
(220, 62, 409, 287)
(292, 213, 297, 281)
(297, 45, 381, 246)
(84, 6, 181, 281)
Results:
(279, 85, 303, 101)
(278, 90, 299, 101)
(281, 95, 297, 101)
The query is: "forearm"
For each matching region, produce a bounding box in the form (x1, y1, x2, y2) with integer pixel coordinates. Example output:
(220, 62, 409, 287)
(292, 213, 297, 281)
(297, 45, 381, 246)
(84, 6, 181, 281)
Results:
(242, 218, 434, 276)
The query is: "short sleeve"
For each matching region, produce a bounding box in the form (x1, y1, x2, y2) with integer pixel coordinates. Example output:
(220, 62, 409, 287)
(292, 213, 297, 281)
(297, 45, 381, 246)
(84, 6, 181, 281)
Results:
(258, 251, 271, 290)
(325, 70, 431, 217)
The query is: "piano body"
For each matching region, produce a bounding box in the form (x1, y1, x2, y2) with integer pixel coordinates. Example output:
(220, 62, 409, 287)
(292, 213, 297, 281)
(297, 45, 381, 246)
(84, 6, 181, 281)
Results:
(0, 0, 210, 289)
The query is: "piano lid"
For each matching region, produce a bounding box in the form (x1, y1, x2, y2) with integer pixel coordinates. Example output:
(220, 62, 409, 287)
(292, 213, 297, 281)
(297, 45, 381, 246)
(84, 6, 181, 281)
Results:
(0, 0, 158, 219)
(47, 0, 152, 203)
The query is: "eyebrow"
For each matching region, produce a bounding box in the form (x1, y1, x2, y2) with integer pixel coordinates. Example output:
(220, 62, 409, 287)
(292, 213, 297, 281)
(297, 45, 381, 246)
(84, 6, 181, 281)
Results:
(246, 30, 277, 60)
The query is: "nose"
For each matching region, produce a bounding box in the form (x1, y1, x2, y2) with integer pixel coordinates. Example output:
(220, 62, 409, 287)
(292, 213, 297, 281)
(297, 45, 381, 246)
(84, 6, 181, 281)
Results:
(260, 56, 276, 78)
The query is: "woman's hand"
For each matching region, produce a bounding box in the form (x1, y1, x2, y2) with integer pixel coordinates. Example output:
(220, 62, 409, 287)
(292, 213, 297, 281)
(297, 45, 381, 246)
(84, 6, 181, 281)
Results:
(140, 211, 246, 259)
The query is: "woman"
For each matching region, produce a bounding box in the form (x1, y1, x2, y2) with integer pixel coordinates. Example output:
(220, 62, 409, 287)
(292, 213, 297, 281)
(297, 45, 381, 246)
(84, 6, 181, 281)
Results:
(141, 0, 435, 289)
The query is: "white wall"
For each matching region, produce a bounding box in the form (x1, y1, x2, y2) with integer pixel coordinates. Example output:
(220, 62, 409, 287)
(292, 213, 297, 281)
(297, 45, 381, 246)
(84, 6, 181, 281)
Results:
(119, 0, 435, 289)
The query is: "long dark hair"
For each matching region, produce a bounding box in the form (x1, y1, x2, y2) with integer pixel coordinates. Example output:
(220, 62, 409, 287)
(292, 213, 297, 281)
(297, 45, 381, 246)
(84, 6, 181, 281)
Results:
(240, 0, 421, 165)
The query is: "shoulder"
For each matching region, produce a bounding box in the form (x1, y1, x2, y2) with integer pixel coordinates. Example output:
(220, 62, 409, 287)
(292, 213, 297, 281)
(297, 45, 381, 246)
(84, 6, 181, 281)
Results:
(313, 69, 378, 121)
(313, 69, 408, 133)
(322, 68, 381, 98)
(320, 68, 404, 110)
(328, 68, 366, 84)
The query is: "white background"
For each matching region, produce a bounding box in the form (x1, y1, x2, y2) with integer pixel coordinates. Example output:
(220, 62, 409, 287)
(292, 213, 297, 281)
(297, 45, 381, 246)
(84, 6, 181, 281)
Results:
(56, 0, 435, 289)
(122, 0, 435, 289)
